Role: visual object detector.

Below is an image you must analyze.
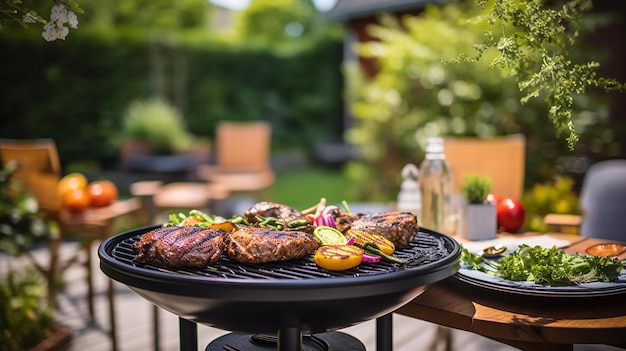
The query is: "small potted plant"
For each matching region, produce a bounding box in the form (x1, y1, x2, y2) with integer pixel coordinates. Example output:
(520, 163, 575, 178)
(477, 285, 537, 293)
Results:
(459, 174, 496, 240)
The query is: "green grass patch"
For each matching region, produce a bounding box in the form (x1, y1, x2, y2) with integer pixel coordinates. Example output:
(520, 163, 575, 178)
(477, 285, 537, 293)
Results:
(272, 167, 354, 210)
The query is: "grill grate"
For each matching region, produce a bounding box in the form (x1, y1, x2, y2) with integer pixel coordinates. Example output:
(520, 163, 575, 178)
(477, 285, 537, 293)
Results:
(110, 230, 453, 281)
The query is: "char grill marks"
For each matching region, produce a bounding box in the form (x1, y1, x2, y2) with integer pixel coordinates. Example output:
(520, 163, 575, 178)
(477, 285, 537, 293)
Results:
(134, 226, 227, 268)
(227, 226, 319, 264)
(346, 212, 418, 249)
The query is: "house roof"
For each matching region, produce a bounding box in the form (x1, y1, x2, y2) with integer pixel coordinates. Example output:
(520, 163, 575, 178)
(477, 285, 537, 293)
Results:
(325, 0, 446, 21)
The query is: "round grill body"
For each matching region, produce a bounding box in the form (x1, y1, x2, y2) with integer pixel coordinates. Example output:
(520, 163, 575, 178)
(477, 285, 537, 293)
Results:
(99, 225, 460, 334)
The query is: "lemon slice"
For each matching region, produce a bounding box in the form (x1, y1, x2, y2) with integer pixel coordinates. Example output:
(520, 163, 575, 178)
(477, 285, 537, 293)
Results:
(313, 226, 348, 245)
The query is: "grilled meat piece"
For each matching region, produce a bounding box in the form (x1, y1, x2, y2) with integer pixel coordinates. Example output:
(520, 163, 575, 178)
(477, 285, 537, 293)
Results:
(343, 212, 418, 249)
(335, 213, 358, 233)
(244, 201, 304, 225)
(134, 226, 228, 268)
(227, 226, 319, 264)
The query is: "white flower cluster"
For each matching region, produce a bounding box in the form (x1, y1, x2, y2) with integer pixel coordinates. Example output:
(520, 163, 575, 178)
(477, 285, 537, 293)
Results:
(42, 4, 78, 42)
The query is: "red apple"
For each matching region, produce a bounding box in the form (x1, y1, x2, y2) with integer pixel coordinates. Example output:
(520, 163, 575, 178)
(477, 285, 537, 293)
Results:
(496, 197, 526, 232)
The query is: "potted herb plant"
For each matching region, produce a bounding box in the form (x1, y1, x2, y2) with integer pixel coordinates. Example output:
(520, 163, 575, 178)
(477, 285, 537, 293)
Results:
(459, 174, 496, 240)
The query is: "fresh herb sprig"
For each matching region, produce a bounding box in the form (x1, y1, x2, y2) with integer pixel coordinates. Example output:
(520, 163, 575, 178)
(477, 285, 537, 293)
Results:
(462, 244, 624, 286)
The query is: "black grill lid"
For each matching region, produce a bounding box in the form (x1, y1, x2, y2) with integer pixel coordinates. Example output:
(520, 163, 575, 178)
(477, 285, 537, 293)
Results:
(99, 224, 460, 333)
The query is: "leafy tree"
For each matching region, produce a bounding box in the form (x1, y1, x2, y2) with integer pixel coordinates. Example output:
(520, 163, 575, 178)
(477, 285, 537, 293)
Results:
(236, 0, 322, 46)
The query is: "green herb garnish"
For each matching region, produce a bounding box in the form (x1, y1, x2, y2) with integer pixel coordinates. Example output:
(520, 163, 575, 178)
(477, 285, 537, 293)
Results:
(461, 244, 624, 286)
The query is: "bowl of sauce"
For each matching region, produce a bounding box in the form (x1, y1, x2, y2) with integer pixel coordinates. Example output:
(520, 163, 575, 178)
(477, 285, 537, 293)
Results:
(585, 243, 626, 257)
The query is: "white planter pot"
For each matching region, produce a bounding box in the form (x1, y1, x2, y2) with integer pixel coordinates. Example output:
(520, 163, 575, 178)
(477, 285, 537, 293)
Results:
(459, 203, 497, 240)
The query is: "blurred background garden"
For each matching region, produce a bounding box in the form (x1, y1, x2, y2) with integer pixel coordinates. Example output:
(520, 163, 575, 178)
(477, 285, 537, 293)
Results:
(2, 1, 626, 350)
(1, 0, 625, 230)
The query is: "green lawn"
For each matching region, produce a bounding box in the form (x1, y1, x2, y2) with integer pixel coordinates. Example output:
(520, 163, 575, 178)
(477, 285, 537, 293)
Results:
(272, 167, 354, 210)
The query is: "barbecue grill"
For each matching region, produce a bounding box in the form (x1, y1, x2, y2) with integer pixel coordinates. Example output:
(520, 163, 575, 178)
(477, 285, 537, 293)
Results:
(99, 225, 461, 351)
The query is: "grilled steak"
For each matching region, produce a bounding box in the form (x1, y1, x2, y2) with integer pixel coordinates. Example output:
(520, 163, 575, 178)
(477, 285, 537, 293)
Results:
(227, 226, 319, 264)
(244, 201, 303, 225)
(134, 226, 228, 268)
(343, 212, 418, 249)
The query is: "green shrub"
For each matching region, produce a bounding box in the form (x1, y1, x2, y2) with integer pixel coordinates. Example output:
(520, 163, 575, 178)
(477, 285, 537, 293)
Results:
(522, 176, 581, 233)
(121, 98, 193, 154)
(0, 266, 54, 351)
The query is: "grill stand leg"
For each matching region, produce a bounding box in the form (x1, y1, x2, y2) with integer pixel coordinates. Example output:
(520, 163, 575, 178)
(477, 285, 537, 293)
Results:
(278, 327, 302, 351)
(376, 314, 393, 351)
(179, 318, 197, 351)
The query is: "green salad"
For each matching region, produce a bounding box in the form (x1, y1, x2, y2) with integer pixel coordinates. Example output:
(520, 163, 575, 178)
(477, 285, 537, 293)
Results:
(461, 244, 625, 286)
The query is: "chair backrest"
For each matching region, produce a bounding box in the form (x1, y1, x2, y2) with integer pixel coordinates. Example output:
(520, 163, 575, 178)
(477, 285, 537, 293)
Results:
(579, 159, 626, 240)
(0, 138, 63, 214)
(215, 121, 272, 173)
(443, 134, 526, 200)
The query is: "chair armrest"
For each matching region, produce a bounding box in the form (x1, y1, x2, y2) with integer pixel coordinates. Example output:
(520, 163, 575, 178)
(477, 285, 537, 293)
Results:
(543, 213, 582, 234)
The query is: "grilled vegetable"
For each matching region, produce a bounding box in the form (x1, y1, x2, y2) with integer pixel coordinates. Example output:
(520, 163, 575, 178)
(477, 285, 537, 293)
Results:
(313, 245, 364, 271)
(165, 209, 249, 229)
(346, 229, 395, 255)
(313, 226, 348, 245)
(208, 220, 235, 232)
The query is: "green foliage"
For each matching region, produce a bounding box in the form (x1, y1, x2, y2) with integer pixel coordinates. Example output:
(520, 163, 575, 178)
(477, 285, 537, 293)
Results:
(345, 1, 619, 201)
(121, 98, 193, 154)
(466, 0, 626, 149)
(461, 174, 493, 204)
(0, 162, 52, 255)
(0, 266, 54, 351)
(345, 2, 546, 200)
(67, 0, 210, 38)
(522, 175, 580, 232)
(236, 0, 323, 47)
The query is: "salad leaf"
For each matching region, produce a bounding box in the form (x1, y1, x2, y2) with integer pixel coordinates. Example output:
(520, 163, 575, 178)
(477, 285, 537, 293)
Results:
(461, 244, 625, 286)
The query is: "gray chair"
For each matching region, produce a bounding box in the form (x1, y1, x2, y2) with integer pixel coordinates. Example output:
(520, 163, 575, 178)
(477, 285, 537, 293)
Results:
(578, 159, 626, 240)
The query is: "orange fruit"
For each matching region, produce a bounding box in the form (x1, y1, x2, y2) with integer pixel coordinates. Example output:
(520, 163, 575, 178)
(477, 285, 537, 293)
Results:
(86, 180, 118, 207)
(58, 172, 87, 197)
(63, 188, 90, 213)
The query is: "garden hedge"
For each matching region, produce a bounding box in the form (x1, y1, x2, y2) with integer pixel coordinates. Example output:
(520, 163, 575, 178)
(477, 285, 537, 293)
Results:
(0, 33, 343, 169)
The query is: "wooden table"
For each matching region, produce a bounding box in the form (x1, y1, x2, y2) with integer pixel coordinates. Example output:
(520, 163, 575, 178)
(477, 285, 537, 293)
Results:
(392, 234, 626, 351)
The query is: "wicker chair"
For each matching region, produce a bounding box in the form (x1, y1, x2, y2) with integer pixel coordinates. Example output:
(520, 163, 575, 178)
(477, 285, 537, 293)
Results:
(443, 134, 526, 200)
(197, 121, 275, 198)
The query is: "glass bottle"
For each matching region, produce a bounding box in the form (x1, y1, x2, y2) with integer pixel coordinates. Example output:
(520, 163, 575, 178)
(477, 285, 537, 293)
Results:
(419, 137, 455, 233)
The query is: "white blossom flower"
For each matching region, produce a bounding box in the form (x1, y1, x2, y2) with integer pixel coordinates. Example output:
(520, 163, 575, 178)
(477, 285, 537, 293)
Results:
(42, 21, 69, 42)
(50, 4, 69, 24)
(67, 11, 78, 29)
(41, 4, 78, 41)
